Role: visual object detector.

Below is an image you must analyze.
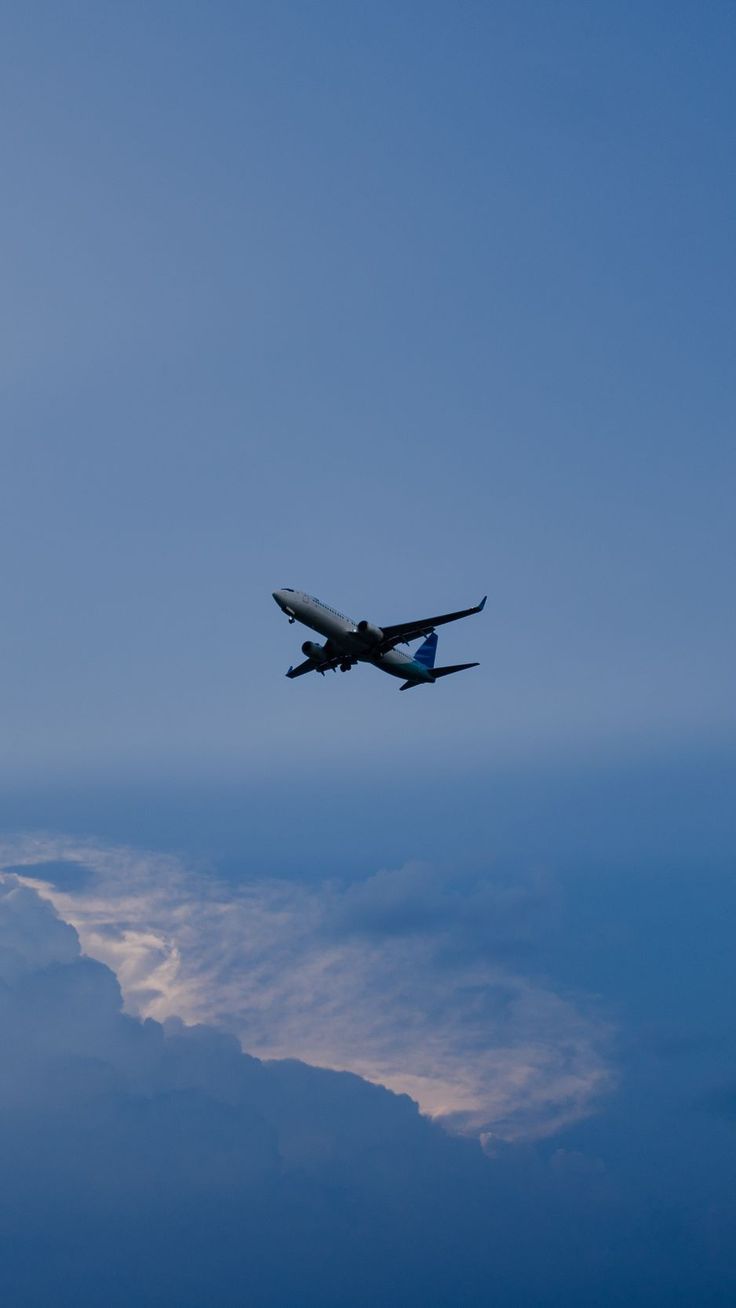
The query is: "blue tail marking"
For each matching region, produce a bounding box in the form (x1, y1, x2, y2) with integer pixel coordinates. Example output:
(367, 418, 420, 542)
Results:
(414, 631, 438, 669)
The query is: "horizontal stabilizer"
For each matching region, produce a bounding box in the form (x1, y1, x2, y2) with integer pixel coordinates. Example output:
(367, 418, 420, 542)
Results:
(399, 661, 479, 690)
(430, 662, 479, 679)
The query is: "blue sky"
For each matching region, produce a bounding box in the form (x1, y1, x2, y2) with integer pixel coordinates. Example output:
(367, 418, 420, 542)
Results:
(1, 4, 735, 1304)
(2, 0, 734, 779)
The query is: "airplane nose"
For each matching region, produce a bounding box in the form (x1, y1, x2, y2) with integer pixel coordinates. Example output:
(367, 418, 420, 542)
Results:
(272, 591, 282, 605)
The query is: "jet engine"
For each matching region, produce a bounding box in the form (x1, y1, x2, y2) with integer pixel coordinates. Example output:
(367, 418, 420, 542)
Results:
(356, 620, 384, 643)
(302, 640, 331, 664)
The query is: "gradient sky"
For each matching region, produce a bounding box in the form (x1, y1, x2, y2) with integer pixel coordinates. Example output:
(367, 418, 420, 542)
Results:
(2, 0, 734, 780)
(1, 5, 735, 1306)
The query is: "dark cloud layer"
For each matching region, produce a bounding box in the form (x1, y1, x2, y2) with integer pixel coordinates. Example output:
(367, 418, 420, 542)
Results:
(2, 872, 736, 1307)
(2, 838, 610, 1142)
(0, 876, 547, 1307)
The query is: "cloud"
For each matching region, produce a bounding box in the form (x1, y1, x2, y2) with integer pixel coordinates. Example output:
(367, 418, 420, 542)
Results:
(1, 853, 734, 1307)
(0, 836, 611, 1141)
(0, 869, 617, 1308)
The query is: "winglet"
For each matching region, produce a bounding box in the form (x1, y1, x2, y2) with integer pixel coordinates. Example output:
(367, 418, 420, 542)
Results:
(478, 595, 487, 612)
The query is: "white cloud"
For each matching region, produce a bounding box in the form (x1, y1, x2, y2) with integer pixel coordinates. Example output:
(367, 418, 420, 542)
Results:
(0, 869, 635, 1308)
(1, 835, 611, 1140)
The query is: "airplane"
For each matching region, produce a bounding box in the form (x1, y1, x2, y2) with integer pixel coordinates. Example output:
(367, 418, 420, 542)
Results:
(272, 589, 486, 690)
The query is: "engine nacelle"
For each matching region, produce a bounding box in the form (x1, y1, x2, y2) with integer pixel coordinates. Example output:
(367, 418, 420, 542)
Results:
(302, 640, 330, 664)
(356, 620, 384, 644)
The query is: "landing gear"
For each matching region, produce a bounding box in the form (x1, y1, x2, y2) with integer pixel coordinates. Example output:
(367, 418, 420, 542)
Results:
(288, 617, 295, 624)
(339, 661, 352, 672)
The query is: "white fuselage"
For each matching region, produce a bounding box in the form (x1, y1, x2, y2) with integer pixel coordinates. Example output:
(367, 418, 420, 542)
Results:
(272, 589, 434, 682)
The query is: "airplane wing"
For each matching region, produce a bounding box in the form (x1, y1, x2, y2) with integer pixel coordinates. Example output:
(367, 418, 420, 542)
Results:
(286, 655, 341, 679)
(377, 595, 487, 653)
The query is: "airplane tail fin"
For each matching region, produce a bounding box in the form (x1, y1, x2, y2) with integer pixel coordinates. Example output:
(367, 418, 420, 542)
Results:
(430, 662, 479, 680)
(400, 634, 479, 689)
(414, 631, 438, 670)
